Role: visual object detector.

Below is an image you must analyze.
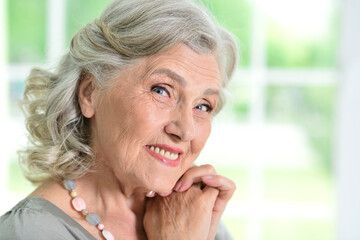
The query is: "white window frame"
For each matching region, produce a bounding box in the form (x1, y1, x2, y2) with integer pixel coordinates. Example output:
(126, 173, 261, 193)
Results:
(336, 0, 360, 239)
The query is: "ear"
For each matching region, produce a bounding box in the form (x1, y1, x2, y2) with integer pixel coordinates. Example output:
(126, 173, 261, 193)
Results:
(78, 73, 96, 118)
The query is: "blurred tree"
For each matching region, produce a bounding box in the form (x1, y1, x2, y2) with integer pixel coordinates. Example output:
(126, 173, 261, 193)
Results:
(66, 0, 115, 45)
(200, 0, 252, 66)
(7, 0, 46, 62)
(266, 86, 336, 170)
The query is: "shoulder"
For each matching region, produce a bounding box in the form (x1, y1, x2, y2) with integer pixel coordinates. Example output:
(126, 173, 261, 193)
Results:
(0, 197, 95, 240)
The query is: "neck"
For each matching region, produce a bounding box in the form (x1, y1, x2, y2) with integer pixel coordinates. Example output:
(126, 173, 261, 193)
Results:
(76, 164, 147, 214)
(73, 164, 148, 239)
(29, 161, 149, 239)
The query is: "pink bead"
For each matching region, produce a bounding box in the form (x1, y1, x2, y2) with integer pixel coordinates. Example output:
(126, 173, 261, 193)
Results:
(98, 223, 104, 230)
(72, 197, 86, 211)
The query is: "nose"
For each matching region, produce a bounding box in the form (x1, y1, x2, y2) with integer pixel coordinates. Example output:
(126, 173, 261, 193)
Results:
(165, 105, 195, 142)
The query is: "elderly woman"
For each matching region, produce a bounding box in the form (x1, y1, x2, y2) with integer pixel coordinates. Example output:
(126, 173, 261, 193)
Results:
(0, 0, 238, 239)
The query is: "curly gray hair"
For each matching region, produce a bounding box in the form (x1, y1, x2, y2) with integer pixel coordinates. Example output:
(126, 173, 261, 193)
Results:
(20, 0, 238, 184)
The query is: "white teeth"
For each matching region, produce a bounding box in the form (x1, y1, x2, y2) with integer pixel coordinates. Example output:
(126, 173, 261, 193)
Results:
(148, 146, 179, 160)
(155, 147, 160, 153)
(170, 153, 179, 160)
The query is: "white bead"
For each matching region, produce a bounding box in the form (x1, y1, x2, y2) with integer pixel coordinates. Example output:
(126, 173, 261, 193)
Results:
(70, 190, 77, 198)
(97, 223, 104, 230)
(102, 229, 115, 240)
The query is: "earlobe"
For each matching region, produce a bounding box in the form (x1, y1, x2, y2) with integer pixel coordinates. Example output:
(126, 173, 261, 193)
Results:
(78, 73, 96, 118)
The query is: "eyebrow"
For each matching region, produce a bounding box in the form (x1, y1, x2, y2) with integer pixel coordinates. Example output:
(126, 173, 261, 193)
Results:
(203, 88, 219, 96)
(152, 68, 186, 86)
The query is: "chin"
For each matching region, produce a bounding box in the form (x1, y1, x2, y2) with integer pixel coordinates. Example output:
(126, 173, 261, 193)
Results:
(146, 173, 179, 194)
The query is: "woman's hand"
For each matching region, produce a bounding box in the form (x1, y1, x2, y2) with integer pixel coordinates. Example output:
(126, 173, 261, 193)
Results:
(173, 164, 236, 239)
(143, 183, 219, 240)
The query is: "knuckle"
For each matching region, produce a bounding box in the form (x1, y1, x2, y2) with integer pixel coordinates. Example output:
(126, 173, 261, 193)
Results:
(225, 177, 236, 189)
(202, 164, 216, 173)
(182, 170, 195, 181)
(215, 175, 225, 184)
(231, 180, 237, 190)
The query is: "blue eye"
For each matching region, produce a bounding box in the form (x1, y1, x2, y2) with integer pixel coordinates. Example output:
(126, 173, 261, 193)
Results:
(151, 86, 169, 97)
(195, 104, 212, 112)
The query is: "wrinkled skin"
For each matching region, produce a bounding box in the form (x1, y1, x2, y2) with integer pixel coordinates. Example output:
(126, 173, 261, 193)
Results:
(79, 44, 236, 239)
(144, 183, 219, 240)
(31, 44, 236, 240)
(144, 165, 236, 239)
(80, 44, 222, 196)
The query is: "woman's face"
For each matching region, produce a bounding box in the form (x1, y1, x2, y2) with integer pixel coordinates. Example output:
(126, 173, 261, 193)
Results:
(87, 44, 221, 194)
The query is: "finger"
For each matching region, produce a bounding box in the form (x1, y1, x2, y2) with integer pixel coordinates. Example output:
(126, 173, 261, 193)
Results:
(159, 190, 173, 197)
(201, 175, 236, 212)
(173, 163, 202, 192)
(202, 185, 219, 206)
(174, 165, 215, 192)
(174, 164, 217, 192)
(202, 176, 236, 240)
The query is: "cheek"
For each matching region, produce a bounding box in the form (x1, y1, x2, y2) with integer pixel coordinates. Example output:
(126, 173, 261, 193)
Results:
(193, 122, 212, 153)
(114, 97, 171, 152)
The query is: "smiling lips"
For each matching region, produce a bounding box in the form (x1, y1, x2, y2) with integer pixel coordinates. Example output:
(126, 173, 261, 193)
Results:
(145, 144, 183, 167)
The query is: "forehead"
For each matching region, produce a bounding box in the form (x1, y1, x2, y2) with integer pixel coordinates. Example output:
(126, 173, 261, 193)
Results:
(140, 44, 221, 87)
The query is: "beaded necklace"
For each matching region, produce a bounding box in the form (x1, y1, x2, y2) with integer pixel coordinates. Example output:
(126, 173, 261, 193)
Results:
(63, 179, 115, 240)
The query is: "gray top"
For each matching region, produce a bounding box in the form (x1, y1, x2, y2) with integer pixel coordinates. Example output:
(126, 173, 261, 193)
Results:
(0, 197, 233, 240)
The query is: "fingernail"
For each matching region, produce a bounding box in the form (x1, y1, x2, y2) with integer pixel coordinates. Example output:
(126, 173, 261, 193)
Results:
(178, 183, 190, 192)
(146, 191, 155, 197)
(174, 182, 182, 192)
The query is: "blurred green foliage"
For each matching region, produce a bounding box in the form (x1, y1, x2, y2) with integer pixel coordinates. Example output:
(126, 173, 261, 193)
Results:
(65, 0, 113, 45)
(229, 83, 251, 121)
(217, 166, 248, 201)
(200, 0, 252, 66)
(266, 86, 336, 170)
(7, 0, 46, 62)
(264, 220, 335, 240)
(264, 168, 334, 203)
(8, 159, 34, 193)
(267, 18, 339, 67)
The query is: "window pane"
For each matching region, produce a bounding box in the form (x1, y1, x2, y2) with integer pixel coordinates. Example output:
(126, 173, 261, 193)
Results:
(7, 0, 47, 62)
(266, 85, 336, 169)
(264, 220, 334, 240)
(66, 0, 113, 45)
(229, 82, 250, 121)
(265, 85, 336, 239)
(265, 0, 339, 67)
(9, 79, 25, 118)
(8, 156, 34, 193)
(201, 0, 252, 66)
(264, 168, 334, 203)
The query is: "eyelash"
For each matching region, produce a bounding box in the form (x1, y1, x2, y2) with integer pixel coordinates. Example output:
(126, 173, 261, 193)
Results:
(151, 85, 214, 113)
(195, 104, 213, 113)
(151, 85, 170, 97)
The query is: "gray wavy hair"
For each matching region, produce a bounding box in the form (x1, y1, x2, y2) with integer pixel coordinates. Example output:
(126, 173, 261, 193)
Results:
(20, 0, 238, 184)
